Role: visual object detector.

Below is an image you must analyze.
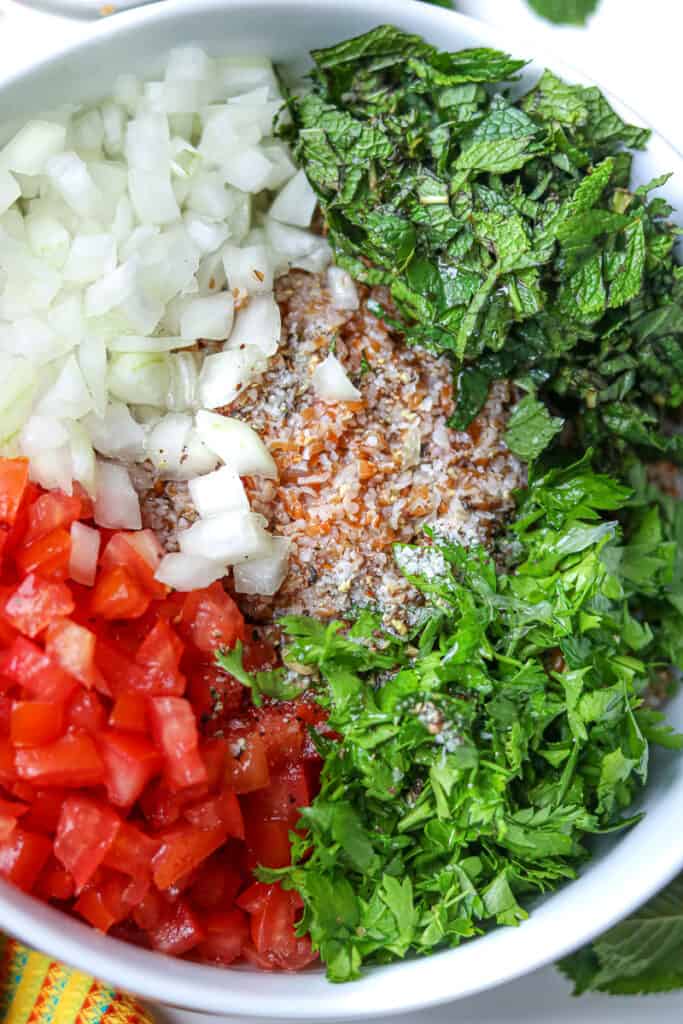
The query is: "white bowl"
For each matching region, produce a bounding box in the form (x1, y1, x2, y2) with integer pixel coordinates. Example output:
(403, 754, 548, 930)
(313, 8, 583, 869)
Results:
(1, 1, 682, 1018)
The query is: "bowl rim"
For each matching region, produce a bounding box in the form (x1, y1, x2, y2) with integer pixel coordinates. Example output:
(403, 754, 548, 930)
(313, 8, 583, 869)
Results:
(1, 0, 682, 1017)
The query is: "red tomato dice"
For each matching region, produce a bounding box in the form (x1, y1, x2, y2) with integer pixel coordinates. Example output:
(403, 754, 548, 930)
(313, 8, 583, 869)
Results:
(15, 732, 105, 787)
(35, 857, 75, 901)
(102, 821, 160, 880)
(2, 574, 74, 638)
(223, 732, 269, 794)
(133, 619, 185, 696)
(0, 827, 51, 890)
(99, 730, 163, 807)
(91, 566, 151, 621)
(244, 818, 291, 869)
(184, 790, 244, 839)
(148, 697, 207, 792)
(15, 527, 71, 580)
(100, 530, 166, 599)
(0, 460, 29, 527)
(11, 701, 65, 748)
(0, 637, 77, 703)
(54, 796, 121, 892)
(179, 583, 246, 654)
(152, 822, 229, 891)
(24, 491, 83, 544)
(65, 689, 107, 733)
(188, 852, 242, 911)
(109, 693, 148, 733)
(45, 619, 99, 688)
(148, 899, 205, 956)
(247, 883, 316, 971)
(196, 908, 249, 965)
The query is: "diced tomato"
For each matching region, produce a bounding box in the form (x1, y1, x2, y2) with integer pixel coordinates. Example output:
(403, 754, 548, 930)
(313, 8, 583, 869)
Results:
(103, 821, 160, 879)
(188, 852, 241, 911)
(148, 899, 205, 956)
(100, 530, 167, 599)
(242, 640, 278, 673)
(66, 689, 107, 734)
(254, 707, 305, 768)
(223, 732, 269, 794)
(133, 619, 185, 696)
(91, 566, 151, 621)
(0, 738, 15, 784)
(54, 796, 121, 892)
(11, 701, 65, 748)
(244, 818, 291, 869)
(247, 883, 316, 971)
(24, 491, 82, 544)
(2, 574, 74, 638)
(236, 881, 272, 914)
(15, 528, 71, 580)
(0, 796, 27, 841)
(0, 613, 18, 651)
(0, 827, 51, 890)
(45, 619, 99, 688)
(75, 870, 143, 932)
(243, 764, 310, 829)
(0, 528, 9, 576)
(0, 637, 77, 704)
(0, 695, 12, 735)
(138, 778, 208, 831)
(186, 662, 243, 724)
(179, 583, 246, 654)
(184, 790, 244, 839)
(99, 730, 163, 807)
(133, 886, 167, 931)
(15, 732, 105, 787)
(93, 638, 146, 697)
(148, 697, 207, 792)
(152, 822, 228, 891)
(109, 693, 148, 733)
(196, 908, 249, 965)
(18, 787, 66, 835)
(35, 856, 75, 901)
(0, 460, 29, 527)
(200, 738, 228, 792)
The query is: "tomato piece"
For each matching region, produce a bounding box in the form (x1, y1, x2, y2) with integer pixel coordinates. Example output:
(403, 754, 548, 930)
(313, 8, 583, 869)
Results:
(133, 886, 167, 931)
(254, 707, 305, 768)
(138, 778, 208, 831)
(152, 822, 228, 890)
(54, 796, 121, 893)
(243, 764, 310, 828)
(223, 732, 269, 794)
(0, 528, 9, 575)
(0, 827, 51, 890)
(0, 695, 12, 735)
(133, 619, 185, 696)
(15, 527, 71, 581)
(0, 613, 19, 651)
(102, 821, 160, 879)
(11, 701, 65, 748)
(0, 637, 77, 704)
(109, 693, 148, 733)
(99, 730, 163, 807)
(186, 662, 243, 724)
(179, 583, 246, 654)
(45, 619, 100, 688)
(200, 738, 228, 793)
(19, 788, 66, 834)
(184, 790, 244, 839)
(188, 852, 241, 910)
(35, 856, 75, 901)
(2, 573, 74, 638)
(0, 737, 15, 784)
(148, 697, 207, 792)
(236, 880, 272, 914)
(75, 870, 143, 932)
(91, 565, 151, 621)
(248, 884, 316, 971)
(93, 638, 146, 698)
(100, 530, 167, 599)
(0, 795, 27, 840)
(0, 459, 29, 527)
(196, 908, 249, 965)
(148, 899, 205, 956)
(244, 818, 291, 869)
(15, 732, 105, 787)
(66, 689, 107, 734)
(24, 491, 82, 544)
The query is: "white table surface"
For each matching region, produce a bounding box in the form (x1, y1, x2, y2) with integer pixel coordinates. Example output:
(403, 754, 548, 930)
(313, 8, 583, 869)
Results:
(1, 0, 682, 1019)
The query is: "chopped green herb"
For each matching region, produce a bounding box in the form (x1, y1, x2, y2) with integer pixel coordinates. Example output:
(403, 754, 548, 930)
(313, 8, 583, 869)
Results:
(216, 641, 304, 706)
(504, 394, 564, 461)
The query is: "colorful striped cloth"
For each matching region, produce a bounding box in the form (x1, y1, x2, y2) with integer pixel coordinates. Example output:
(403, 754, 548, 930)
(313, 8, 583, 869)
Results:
(0, 936, 153, 1024)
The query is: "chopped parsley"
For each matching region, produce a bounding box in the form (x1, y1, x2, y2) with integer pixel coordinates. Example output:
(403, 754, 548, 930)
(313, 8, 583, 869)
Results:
(253, 456, 683, 982)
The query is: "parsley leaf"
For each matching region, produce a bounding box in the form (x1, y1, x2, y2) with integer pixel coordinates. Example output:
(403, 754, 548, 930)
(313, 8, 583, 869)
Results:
(504, 395, 564, 461)
(215, 641, 303, 706)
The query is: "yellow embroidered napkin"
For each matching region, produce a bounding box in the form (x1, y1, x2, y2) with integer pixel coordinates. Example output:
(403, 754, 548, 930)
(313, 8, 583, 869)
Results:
(0, 935, 153, 1023)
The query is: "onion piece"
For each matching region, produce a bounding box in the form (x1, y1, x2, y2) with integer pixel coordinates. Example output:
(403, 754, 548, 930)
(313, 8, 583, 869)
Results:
(146, 412, 192, 478)
(195, 411, 278, 479)
(79, 334, 108, 417)
(188, 464, 249, 518)
(222, 147, 274, 194)
(45, 152, 101, 219)
(327, 266, 359, 311)
(108, 334, 193, 353)
(29, 445, 73, 494)
(269, 169, 317, 228)
(1, 121, 67, 175)
(233, 535, 290, 595)
(155, 552, 226, 591)
(20, 415, 70, 456)
(68, 419, 97, 497)
(83, 401, 146, 460)
(0, 171, 21, 215)
(178, 510, 272, 564)
(312, 353, 362, 402)
(63, 234, 117, 284)
(227, 293, 281, 357)
(222, 243, 273, 295)
(37, 355, 94, 419)
(69, 520, 100, 586)
(198, 346, 264, 409)
(179, 293, 234, 341)
(94, 459, 141, 529)
(108, 351, 170, 407)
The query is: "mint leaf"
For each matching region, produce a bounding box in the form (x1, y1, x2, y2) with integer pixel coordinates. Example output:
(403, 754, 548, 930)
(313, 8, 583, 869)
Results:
(559, 875, 683, 994)
(527, 0, 600, 24)
(504, 395, 563, 462)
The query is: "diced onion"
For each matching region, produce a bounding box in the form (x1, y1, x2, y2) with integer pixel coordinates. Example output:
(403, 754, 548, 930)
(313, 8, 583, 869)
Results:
(94, 460, 141, 529)
(20, 414, 69, 455)
(1, 121, 67, 176)
(178, 510, 272, 564)
(108, 351, 170, 407)
(269, 169, 317, 228)
(155, 552, 226, 590)
(146, 412, 192, 478)
(69, 520, 101, 586)
(84, 401, 146, 459)
(222, 243, 273, 295)
(37, 355, 94, 419)
(29, 444, 73, 494)
(63, 234, 117, 284)
(179, 293, 234, 341)
(188, 464, 249, 517)
(198, 346, 264, 409)
(195, 410, 278, 479)
(312, 353, 362, 402)
(327, 266, 359, 310)
(227, 293, 281, 356)
(0, 171, 21, 216)
(233, 535, 290, 595)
